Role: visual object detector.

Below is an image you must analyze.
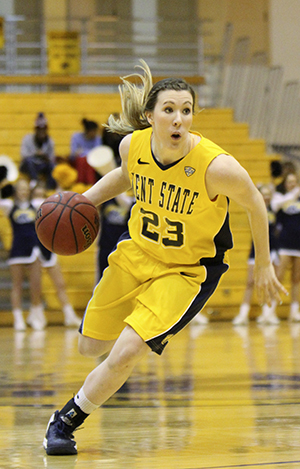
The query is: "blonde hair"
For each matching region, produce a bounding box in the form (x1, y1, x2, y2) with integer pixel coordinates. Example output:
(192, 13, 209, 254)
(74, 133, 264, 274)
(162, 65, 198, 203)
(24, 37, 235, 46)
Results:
(106, 59, 196, 136)
(106, 60, 153, 135)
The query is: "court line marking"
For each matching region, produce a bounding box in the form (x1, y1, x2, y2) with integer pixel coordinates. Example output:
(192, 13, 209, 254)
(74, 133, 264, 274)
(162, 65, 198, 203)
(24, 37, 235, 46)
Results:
(193, 461, 300, 469)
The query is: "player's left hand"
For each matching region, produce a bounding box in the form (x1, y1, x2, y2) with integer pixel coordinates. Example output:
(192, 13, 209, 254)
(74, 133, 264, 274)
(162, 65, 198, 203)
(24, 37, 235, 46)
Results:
(254, 263, 288, 306)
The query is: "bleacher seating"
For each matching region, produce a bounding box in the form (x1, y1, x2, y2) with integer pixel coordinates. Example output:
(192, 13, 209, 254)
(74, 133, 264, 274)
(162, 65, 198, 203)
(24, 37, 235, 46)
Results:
(0, 94, 282, 320)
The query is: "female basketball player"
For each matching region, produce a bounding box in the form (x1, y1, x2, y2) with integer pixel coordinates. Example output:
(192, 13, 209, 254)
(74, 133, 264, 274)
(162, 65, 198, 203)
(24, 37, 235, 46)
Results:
(44, 60, 288, 455)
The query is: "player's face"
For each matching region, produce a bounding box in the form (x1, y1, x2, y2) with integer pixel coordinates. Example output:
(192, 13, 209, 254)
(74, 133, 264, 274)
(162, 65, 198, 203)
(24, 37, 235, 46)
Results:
(146, 89, 194, 151)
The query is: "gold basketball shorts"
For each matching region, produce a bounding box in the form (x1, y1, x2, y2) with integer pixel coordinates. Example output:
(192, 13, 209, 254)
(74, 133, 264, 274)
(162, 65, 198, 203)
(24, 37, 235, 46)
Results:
(80, 233, 229, 354)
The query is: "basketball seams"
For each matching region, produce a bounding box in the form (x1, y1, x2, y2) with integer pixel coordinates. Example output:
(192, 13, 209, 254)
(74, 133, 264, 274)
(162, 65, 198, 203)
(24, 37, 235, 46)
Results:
(35, 191, 99, 255)
(35, 192, 63, 230)
(52, 205, 77, 253)
(70, 205, 99, 236)
(68, 209, 79, 254)
(52, 192, 79, 253)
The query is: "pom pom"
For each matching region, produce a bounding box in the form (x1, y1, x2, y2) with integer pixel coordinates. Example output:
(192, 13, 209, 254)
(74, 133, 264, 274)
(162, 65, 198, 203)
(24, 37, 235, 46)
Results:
(52, 163, 78, 190)
(0, 165, 8, 183)
(71, 182, 91, 194)
(1, 183, 14, 199)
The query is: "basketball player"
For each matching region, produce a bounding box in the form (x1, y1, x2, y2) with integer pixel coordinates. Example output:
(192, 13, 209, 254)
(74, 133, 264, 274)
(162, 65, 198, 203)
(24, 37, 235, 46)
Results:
(43, 60, 288, 455)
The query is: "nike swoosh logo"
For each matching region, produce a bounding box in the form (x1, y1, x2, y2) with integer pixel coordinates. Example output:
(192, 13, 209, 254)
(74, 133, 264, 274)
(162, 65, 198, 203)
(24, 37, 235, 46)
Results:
(138, 158, 150, 165)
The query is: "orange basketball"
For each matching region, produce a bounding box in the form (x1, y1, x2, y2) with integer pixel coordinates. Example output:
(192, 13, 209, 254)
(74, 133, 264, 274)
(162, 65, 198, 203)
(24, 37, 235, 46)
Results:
(35, 191, 100, 255)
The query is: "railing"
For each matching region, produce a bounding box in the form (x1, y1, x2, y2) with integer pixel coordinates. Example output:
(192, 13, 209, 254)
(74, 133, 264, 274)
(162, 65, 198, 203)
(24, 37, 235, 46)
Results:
(220, 35, 300, 157)
(0, 16, 205, 77)
(4, 15, 298, 155)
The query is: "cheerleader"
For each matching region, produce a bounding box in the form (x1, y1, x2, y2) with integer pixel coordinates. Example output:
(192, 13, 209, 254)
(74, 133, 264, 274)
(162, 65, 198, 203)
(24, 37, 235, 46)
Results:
(271, 171, 300, 321)
(232, 184, 280, 325)
(0, 178, 45, 331)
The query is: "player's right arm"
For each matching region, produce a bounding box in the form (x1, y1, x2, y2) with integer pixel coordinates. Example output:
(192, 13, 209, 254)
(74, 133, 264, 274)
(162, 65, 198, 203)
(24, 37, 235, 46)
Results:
(83, 134, 132, 207)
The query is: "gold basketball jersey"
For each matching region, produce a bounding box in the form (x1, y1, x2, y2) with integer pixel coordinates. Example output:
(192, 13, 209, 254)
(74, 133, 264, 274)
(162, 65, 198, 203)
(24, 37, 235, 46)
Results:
(127, 127, 233, 265)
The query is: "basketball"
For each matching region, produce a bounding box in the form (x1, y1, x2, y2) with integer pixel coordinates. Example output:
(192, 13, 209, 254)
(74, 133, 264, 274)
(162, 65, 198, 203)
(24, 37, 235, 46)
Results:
(35, 191, 100, 256)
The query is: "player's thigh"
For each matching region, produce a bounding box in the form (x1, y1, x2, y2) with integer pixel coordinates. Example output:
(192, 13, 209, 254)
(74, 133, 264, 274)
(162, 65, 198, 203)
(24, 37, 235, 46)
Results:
(81, 260, 142, 341)
(94, 258, 141, 307)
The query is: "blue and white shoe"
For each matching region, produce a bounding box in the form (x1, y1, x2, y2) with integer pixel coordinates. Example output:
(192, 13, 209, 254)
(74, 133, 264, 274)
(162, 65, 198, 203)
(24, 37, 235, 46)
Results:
(43, 411, 77, 455)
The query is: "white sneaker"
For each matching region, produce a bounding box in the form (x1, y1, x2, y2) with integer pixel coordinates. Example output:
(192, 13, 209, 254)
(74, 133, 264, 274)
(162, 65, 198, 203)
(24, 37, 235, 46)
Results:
(256, 312, 267, 324)
(192, 312, 208, 325)
(266, 312, 280, 325)
(289, 309, 300, 322)
(63, 305, 81, 327)
(13, 310, 26, 331)
(232, 313, 249, 326)
(27, 305, 47, 330)
(257, 302, 279, 325)
(257, 311, 280, 325)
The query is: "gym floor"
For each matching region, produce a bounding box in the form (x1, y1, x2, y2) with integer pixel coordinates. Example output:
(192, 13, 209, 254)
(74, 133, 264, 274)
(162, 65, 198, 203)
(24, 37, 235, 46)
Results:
(1, 317, 300, 468)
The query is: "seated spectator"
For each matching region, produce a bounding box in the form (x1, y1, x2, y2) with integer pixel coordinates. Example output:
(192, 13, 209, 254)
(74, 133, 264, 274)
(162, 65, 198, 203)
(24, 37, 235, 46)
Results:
(102, 113, 123, 166)
(19, 112, 57, 190)
(69, 118, 102, 185)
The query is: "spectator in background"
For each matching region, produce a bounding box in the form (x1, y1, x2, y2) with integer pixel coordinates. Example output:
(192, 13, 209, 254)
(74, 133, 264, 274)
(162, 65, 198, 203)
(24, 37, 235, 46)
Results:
(0, 177, 82, 330)
(70, 118, 102, 185)
(232, 184, 280, 325)
(271, 171, 300, 322)
(0, 178, 46, 331)
(19, 112, 56, 190)
(275, 161, 297, 194)
(32, 184, 82, 328)
(102, 113, 123, 166)
(97, 116, 134, 279)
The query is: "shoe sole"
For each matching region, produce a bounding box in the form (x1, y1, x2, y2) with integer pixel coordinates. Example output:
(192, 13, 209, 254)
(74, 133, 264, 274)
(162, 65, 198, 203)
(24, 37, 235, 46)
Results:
(43, 412, 77, 456)
(43, 437, 77, 455)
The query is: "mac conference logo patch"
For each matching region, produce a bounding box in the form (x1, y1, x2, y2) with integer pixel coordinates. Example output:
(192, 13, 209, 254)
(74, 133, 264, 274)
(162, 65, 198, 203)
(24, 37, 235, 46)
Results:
(184, 166, 195, 177)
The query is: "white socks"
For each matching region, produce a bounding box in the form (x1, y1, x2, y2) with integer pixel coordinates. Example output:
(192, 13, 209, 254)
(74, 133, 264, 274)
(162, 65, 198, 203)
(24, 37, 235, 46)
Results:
(257, 300, 279, 325)
(232, 303, 250, 325)
(74, 387, 98, 415)
(290, 302, 300, 321)
(27, 304, 47, 330)
(13, 309, 26, 331)
(63, 304, 81, 327)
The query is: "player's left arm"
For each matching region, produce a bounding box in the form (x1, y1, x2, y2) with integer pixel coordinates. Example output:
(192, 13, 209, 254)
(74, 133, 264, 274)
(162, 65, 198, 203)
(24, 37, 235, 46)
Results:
(205, 154, 288, 306)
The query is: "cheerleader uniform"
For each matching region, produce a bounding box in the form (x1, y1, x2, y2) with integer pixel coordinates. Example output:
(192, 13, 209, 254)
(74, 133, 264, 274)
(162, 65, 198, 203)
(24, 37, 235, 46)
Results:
(273, 191, 300, 257)
(0, 199, 41, 265)
(247, 205, 279, 265)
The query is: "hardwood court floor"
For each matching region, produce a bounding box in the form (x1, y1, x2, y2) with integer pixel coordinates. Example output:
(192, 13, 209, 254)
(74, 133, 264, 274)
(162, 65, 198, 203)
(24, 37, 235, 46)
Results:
(1, 319, 300, 468)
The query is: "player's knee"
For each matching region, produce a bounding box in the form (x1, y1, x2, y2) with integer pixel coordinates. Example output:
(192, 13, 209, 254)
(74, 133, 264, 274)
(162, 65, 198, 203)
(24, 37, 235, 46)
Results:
(78, 335, 112, 358)
(107, 336, 148, 373)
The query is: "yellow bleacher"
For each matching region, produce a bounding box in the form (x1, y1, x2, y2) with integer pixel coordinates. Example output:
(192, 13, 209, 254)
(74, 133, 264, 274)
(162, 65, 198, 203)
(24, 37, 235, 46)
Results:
(0, 94, 280, 319)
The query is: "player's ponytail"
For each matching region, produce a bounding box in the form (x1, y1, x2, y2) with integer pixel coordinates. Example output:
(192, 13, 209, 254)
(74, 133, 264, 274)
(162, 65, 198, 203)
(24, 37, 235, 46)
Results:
(106, 59, 153, 135)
